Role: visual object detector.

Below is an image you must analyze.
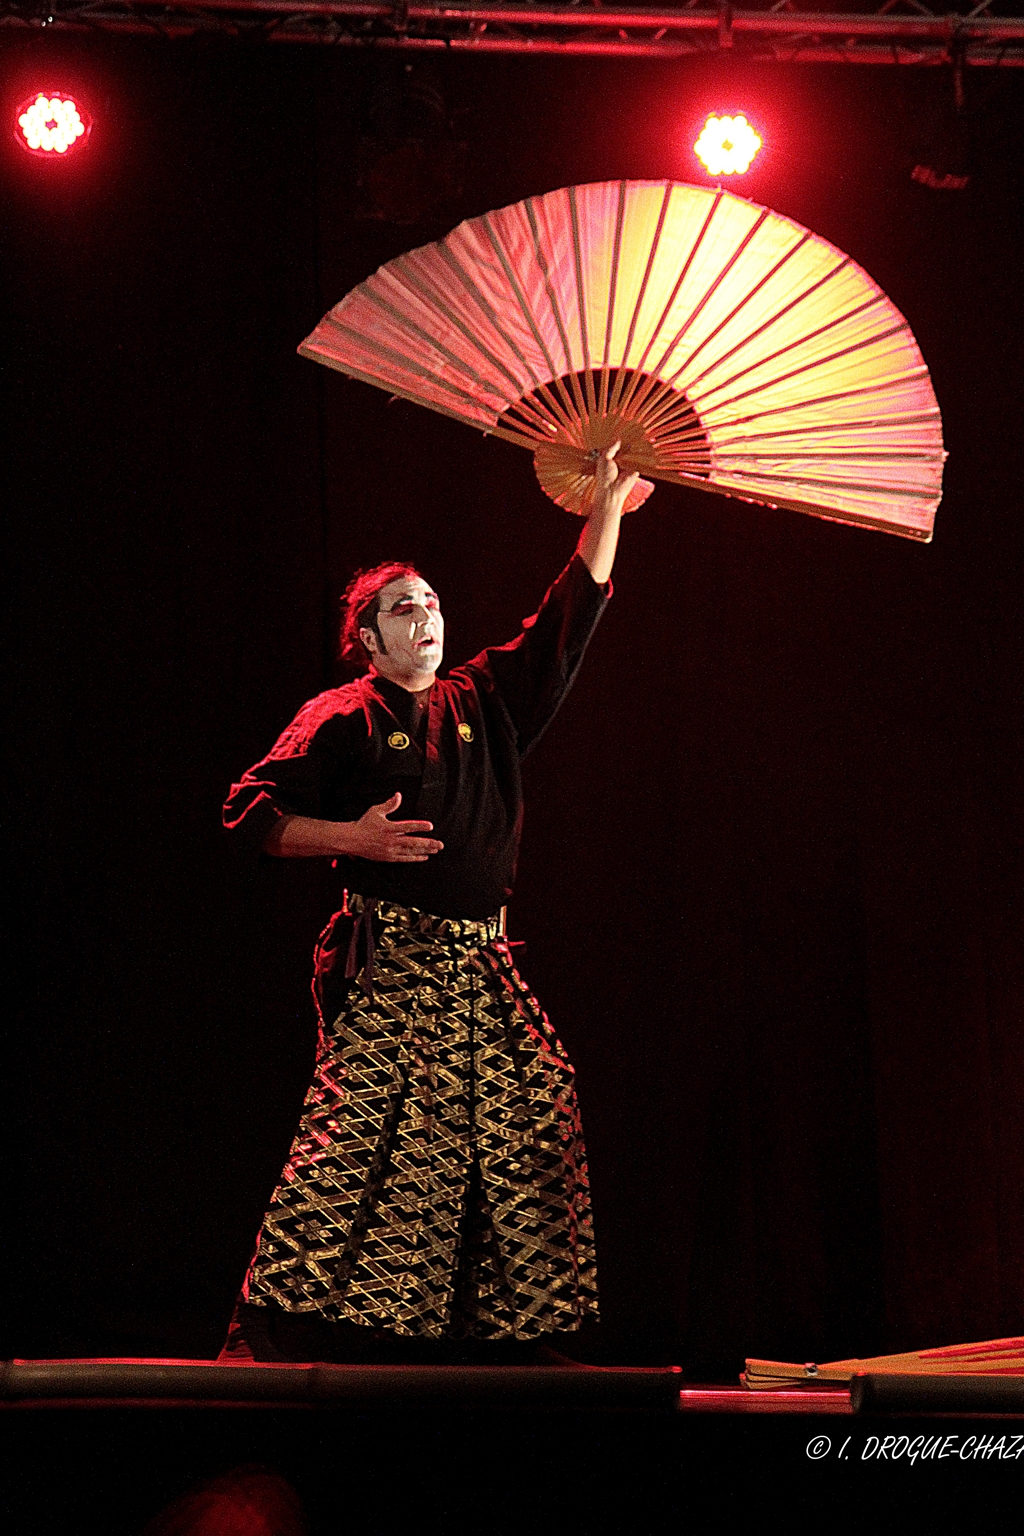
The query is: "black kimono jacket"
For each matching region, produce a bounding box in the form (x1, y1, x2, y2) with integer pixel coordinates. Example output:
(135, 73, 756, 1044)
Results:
(224, 556, 610, 920)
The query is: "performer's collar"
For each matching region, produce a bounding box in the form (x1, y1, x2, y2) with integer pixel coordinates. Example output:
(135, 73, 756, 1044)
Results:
(370, 673, 433, 711)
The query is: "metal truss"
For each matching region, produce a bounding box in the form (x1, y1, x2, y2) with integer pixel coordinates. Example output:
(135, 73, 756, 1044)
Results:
(3, 0, 1024, 64)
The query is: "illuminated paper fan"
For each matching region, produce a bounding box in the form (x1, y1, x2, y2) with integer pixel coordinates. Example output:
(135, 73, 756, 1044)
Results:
(300, 180, 945, 541)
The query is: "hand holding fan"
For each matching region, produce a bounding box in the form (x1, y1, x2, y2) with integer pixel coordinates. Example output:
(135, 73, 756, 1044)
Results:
(300, 180, 945, 541)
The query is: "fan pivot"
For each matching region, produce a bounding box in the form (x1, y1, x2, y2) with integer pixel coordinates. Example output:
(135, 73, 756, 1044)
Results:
(533, 411, 657, 516)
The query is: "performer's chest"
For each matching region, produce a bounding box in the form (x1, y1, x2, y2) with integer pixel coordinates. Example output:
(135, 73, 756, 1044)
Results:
(323, 683, 503, 818)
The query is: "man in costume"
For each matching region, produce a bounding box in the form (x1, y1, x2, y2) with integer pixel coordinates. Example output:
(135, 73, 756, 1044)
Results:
(220, 447, 641, 1363)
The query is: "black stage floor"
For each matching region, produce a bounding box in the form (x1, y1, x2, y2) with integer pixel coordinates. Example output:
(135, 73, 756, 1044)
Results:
(3, 1362, 1021, 1532)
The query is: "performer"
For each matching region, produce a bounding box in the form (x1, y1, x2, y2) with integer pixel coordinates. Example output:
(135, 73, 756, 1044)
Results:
(220, 447, 641, 1364)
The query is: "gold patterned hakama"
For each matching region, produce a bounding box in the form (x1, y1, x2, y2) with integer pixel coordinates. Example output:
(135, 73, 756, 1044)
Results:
(243, 900, 598, 1339)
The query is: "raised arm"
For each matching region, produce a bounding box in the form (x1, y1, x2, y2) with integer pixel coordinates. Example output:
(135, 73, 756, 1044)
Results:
(576, 442, 643, 585)
(463, 448, 644, 756)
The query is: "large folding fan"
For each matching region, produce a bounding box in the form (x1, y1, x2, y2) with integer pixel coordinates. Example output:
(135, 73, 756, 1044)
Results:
(300, 180, 945, 541)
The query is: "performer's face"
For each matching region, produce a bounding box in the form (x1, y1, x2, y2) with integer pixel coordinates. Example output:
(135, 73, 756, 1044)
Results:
(363, 575, 444, 690)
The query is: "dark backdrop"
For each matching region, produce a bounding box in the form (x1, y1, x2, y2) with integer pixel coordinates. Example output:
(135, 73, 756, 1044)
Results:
(5, 34, 1022, 1374)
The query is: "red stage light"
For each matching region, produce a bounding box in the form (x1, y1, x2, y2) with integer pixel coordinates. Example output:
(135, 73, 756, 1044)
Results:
(15, 92, 92, 158)
(694, 114, 763, 177)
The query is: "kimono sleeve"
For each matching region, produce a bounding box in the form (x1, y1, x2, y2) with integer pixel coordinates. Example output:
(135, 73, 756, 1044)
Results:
(222, 691, 362, 857)
(466, 554, 611, 757)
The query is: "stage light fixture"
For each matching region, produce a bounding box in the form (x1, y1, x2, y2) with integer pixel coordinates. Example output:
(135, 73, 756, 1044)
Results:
(694, 114, 762, 176)
(16, 93, 92, 158)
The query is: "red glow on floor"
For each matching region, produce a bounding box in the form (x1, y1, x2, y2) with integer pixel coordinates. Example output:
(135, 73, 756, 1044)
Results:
(15, 93, 92, 158)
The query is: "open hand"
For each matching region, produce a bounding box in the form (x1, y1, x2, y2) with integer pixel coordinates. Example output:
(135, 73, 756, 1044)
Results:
(347, 792, 444, 863)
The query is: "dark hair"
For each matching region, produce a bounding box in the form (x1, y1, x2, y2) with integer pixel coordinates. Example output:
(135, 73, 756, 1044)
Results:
(339, 561, 426, 670)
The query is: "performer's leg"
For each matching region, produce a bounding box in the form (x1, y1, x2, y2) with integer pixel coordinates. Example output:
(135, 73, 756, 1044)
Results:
(219, 1300, 421, 1363)
(218, 1295, 582, 1365)
(224, 906, 597, 1357)
(217, 1302, 256, 1362)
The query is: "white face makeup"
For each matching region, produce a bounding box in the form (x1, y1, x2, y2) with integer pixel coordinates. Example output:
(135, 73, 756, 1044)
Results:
(362, 575, 444, 691)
